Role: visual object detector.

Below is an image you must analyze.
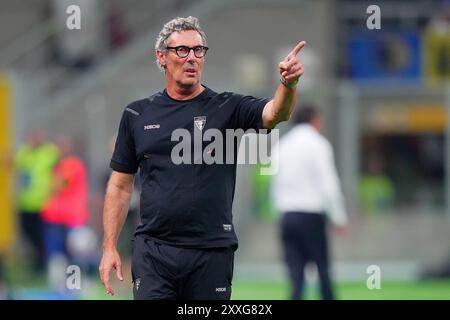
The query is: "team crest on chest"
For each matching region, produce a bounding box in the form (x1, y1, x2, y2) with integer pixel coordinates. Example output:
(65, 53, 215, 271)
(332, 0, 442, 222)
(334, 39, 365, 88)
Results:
(194, 116, 206, 131)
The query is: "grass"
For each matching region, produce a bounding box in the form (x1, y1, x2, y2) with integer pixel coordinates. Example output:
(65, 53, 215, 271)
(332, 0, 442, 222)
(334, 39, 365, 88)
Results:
(231, 279, 450, 300)
(4, 259, 450, 300)
(5, 279, 450, 300)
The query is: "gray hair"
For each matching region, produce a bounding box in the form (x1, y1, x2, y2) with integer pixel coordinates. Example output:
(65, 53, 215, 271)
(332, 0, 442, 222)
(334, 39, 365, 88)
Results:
(155, 16, 207, 71)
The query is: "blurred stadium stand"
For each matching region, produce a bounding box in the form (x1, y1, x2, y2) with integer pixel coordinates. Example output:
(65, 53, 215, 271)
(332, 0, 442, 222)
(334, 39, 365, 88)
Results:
(1, 0, 450, 287)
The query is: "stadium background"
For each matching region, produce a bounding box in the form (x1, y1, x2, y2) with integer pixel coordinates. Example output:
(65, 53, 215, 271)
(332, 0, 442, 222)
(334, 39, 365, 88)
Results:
(1, 0, 450, 299)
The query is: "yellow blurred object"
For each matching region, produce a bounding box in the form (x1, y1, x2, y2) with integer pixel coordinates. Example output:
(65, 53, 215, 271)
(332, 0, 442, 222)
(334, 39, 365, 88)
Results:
(408, 105, 446, 132)
(0, 74, 15, 252)
(423, 30, 450, 85)
(367, 104, 447, 133)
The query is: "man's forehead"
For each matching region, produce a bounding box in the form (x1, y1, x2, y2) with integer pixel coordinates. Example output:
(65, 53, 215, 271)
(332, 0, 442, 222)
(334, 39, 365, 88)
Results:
(167, 30, 203, 46)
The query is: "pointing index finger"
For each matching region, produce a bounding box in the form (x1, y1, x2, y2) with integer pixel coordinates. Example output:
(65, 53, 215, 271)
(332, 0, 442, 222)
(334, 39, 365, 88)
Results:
(289, 41, 306, 58)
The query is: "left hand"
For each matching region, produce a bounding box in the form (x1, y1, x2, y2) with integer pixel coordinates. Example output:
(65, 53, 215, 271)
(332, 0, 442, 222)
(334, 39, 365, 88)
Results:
(279, 41, 306, 85)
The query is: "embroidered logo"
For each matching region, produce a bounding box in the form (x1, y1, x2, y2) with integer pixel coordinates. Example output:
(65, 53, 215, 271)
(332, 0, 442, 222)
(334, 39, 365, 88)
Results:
(194, 116, 206, 131)
(144, 124, 160, 130)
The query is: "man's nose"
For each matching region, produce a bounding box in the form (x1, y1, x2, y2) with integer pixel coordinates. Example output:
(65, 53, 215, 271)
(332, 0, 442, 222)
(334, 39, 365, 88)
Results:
(186, 48, 197, 61)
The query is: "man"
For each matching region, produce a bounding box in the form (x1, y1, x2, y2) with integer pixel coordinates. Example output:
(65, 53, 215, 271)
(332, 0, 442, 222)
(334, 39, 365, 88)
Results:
(42, 138, 90, 262)
(41, 138, 90, 290)
(271, 105, 348, 300)
(15, 130, 60, 273)
(99, 16, 305, 300)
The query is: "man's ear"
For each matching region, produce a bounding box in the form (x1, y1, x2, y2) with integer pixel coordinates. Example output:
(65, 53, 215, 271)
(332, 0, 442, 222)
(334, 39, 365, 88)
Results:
(156, 50, 166, 67)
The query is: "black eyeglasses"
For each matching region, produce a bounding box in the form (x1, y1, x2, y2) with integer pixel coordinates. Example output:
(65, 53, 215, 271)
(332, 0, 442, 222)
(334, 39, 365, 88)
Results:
(166, 45, 209, 58)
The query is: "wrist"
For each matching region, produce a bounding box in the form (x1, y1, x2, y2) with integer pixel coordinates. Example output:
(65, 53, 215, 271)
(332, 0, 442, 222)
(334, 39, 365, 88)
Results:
(102, 240, 118, 251)
(280, 76, 298, 89)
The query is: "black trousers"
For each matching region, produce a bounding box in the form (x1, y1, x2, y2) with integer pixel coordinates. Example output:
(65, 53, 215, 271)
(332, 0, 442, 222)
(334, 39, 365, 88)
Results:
(131, 235, 234, 300)
(280, 211, 334, 300)
(20, 212, 45, 272)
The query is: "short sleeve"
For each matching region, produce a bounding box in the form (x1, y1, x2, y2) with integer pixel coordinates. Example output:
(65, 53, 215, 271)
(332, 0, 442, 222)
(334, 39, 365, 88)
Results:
(232, 94, 270, 131)
(110, 108, 139, 174)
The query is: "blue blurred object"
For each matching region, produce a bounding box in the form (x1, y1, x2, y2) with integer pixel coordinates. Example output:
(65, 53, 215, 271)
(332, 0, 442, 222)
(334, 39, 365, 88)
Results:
(10, 288, 80, 300)
(348, 31, 422, 84)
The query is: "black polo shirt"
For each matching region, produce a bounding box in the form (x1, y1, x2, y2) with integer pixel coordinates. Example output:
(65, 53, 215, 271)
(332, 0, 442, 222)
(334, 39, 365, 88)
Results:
(111, 86, 269, 249)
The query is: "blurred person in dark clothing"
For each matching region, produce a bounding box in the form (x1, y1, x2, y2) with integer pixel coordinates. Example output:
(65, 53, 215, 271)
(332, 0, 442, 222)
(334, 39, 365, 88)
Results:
(272, 105, 348, 300)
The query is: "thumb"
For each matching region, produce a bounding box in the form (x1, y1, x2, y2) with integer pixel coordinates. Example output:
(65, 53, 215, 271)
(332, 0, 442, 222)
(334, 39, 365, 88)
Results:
(116, 262, 124, 281)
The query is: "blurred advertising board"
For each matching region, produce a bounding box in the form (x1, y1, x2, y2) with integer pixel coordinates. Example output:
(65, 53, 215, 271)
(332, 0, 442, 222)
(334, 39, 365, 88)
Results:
(0, 74, 14, 252)
(423, 30, 450, 85)
(364, 104, 446, 133)
(348, 31, 421, 84)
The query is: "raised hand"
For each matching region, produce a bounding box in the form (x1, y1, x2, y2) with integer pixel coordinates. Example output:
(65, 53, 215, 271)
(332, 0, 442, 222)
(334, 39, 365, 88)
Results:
(279, 41, 306, 86)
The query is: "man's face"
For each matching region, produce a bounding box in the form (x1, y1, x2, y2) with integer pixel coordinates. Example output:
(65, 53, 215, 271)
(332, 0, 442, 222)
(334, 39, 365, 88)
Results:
(157, 30, 205, 89)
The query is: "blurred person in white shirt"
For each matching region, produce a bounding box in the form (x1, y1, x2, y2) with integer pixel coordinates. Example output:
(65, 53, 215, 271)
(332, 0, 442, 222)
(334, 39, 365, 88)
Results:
(271, 104, 348, 300)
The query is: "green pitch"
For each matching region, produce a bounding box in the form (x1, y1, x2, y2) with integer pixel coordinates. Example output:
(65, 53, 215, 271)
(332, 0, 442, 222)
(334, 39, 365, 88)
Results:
(5, 259, 449, 300)
(230, 279, 450, 300)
